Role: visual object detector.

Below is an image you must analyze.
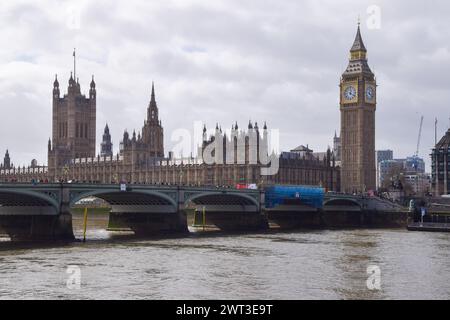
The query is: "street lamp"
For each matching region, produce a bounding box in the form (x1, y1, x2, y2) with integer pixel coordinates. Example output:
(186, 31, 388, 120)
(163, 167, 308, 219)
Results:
(62, 165, 69, 182)
(179, 169, 183, 186)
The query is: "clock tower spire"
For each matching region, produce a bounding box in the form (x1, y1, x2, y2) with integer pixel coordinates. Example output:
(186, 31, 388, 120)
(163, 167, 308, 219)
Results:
(339, 23, 377, 193)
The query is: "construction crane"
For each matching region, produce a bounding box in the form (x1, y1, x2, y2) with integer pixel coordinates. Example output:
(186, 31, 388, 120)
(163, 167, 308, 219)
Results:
(410, 115, 424, 175)
(415, 116, 424, 157)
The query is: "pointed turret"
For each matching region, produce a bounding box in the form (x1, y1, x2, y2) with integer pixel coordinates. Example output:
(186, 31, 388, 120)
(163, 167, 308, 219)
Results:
(123, 130, 129, 141)
(147, 81, 159, 123)
(343, 22, 373, 76)
(53, 75, 60, 98)
(3, 149, 11, 169)
(202, 124, 207, 142)
(151, 81, 155, 102)
(350, 23, 367, 53)
(90, 75, 96, 88)
(53, 74, 59, 88)
(89, 75, 96, 99)
(141, 81, 164, 158)
(101, 123, 113, 157)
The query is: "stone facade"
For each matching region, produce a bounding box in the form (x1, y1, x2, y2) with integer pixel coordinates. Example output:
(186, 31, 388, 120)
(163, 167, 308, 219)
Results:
(0, 151, 339, 192)
(48, 74, 96, 170)
(1, 60, 340, 190)
(340, 24, 377, 193)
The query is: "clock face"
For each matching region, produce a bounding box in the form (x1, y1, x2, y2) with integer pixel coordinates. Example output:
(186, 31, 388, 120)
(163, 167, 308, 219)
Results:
(344, 86, 357, 100)
(366, 86, 375, 101)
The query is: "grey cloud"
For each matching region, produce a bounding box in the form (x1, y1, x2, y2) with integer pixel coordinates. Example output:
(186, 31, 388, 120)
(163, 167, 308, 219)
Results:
(0, 0, 449, 171)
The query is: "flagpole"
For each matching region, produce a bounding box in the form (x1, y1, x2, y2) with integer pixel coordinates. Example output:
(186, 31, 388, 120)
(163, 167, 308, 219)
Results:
(73, 48, 76, 80)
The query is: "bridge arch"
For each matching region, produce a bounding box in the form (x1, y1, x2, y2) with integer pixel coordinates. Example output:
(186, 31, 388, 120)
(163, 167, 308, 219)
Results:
(185, 191, 259, 209)
(70, 189, 178, 212)
(324, 198, 362, 208)
(0, 189, 59, 209)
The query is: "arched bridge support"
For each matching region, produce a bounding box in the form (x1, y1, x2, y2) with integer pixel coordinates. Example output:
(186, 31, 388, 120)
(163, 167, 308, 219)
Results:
(0, 187, 74, 241)
(320, 197, 364, 228)
(0, 214, 74, 241)
(185, 191, 268, 231)
(69, 188, 188, 236)
(107, 209, 188, 236)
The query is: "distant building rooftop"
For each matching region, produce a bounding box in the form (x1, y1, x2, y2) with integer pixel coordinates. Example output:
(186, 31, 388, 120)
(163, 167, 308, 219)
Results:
(290, 145, 313, 153)
(435, 129, 450, 150)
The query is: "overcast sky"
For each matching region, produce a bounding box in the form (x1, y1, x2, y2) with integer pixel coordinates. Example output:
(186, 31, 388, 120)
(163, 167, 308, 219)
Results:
(0, 0, 449, 171)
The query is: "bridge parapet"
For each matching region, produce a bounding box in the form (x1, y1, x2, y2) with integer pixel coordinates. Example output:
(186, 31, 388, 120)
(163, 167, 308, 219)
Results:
(323, 194, 405, 211)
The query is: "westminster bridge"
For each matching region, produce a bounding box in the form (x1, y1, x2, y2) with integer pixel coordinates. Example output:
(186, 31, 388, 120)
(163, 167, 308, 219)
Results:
(0, 183, 407, 241)
(0, 183, 266, 240)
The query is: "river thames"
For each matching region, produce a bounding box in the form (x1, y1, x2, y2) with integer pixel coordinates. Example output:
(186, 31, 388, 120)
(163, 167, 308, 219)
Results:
(0, 215, 449, 300)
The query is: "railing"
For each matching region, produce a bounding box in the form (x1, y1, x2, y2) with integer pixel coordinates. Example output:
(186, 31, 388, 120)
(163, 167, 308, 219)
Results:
(71, 155, 123, 164)
(0, 166, 48, 175)
(68, 155, 206, 167)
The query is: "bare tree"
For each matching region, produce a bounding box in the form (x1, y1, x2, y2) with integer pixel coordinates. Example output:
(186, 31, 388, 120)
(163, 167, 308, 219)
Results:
(381, 166, 414, 196)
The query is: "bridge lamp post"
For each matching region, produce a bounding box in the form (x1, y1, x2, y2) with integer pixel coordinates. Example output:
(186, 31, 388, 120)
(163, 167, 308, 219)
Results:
(62, 165, 69, 183)
(179, 169, 183, 186)
(259, 176, 265, 190)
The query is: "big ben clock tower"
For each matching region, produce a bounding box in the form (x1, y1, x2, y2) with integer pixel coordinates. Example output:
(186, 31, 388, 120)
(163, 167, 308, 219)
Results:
(340, 23, 376, 193)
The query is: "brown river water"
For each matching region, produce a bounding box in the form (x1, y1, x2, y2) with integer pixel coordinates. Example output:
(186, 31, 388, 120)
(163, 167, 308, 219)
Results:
(0, 213, 449, 300)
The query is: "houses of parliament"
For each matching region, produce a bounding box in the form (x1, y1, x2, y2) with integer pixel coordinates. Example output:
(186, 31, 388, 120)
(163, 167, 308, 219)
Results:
(0, 24, 378, 193)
